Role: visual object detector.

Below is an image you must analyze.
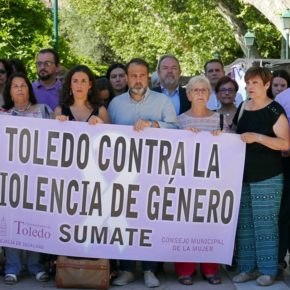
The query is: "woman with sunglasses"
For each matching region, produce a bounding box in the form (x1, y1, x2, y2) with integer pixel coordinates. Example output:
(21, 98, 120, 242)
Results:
(216, 76, 239, 129)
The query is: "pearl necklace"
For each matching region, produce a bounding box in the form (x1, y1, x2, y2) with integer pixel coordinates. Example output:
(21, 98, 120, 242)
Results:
(13, 102, 31, 112)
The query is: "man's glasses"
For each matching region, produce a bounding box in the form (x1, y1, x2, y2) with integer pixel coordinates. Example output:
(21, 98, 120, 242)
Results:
(0, 69, 7, 74)
(219, 88, 235, 93)
(35, 61, 55, 68)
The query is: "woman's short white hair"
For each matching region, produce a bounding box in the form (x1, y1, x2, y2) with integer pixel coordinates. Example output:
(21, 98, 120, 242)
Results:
(186, 75, 211, 95)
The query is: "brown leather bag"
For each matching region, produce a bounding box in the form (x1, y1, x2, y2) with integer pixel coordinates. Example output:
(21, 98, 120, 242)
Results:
(55, 256, 110, 289)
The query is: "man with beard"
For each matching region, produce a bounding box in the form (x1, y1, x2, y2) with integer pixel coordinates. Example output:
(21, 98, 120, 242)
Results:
(154, 54, 190, 115)
(108, 58, 177, 288)
(32, 48, 62, 110)
(109, 58, 177, 130)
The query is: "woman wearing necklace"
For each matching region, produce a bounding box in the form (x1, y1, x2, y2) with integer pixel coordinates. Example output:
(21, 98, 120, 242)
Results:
(54, 65, 109, 124)
(232, 67, 289, 286)
(175, 75, 230, 286)
(215, 76, 239, 129)
(2, 72, 52, 118)
(54, 64, 110, 279)
(1, 72, 51, 285)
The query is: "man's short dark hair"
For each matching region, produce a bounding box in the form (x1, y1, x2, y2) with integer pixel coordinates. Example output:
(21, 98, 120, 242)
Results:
(126, 58, 150, 74)
(204, 59, 224, 73)
(37, 48, 60, 66)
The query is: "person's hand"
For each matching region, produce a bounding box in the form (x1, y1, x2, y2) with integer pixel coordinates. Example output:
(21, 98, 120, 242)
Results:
(211, 129, 223, 136)
(55, 115, 69, 121)
(241, 132, 260, 144)
(134, 119, 151, 132)
(88, 115, 104, 125)
(187, 127, 200, 133)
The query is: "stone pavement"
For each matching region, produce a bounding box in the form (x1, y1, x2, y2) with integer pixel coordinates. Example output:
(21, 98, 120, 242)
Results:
(1, 263, 290, 290)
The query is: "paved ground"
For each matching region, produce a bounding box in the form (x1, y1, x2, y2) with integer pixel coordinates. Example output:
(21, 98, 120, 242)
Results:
(1, 263, 290, 290)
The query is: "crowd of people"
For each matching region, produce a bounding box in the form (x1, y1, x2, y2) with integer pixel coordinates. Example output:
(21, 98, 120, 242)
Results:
(0, 49, 289, 288)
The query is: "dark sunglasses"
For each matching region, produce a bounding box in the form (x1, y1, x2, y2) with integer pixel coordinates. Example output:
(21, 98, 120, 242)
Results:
(0, 69, 7, 74)
(219, 88, 235, 93)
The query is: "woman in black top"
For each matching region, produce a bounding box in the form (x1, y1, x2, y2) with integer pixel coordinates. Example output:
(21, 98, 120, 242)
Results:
(232, 67, 289, 286)
(54, 65, 110, 124)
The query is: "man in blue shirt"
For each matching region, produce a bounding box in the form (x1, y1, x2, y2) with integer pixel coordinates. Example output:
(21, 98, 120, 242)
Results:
(109, 58, 177, 130)
(204, 59, 243, 110)
(153, 54, 190, 115)
(108, 58, 177, 288)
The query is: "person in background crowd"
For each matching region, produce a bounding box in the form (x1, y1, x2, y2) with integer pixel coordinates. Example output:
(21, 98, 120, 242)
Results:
(150, 71, 160, 88)
(273, 70, 290, 274)
(0, 247, 4, 276)
(232, 67, 289, 286)
(0, 59, 12, 107)
(175, 75, 228, 286)
(205, 59, 226, 110)
(96, 72, 119, 278)
(216, 76, 239, 128)
(95, 76, 114, 108)
(268, 69, 290, 99)
(54, 65, 109, 124)
(205, 59, 243, 110)
(9, 58, 27, 75)
(106, 63, 128, 98)
(109, 58, 177, 288)
(154, 54, 190, 115)
(0, 58, 13, 277)
(215, 77, 239, 271)
(152, 55, 189, 274)
(2, 72, 52, 285)
(56, 65, 68, 84)
(32, 48, 62, 111)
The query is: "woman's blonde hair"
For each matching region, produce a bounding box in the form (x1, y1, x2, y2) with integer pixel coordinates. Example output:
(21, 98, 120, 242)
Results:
(186, 75, 211, 95)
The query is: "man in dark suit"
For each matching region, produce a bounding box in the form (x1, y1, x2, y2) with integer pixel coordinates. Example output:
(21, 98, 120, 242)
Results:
(153, 55, 191, 275)
(153, 54, 190, 115)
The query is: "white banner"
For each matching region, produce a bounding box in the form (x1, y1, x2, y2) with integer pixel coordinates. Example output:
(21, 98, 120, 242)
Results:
(0, 115, 245, 264)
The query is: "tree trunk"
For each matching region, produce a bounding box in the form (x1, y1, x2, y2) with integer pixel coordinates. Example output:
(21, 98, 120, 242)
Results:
(242, 0, 290, 58)
(243, 0, 290, 34)
(216, 0, 260, 57)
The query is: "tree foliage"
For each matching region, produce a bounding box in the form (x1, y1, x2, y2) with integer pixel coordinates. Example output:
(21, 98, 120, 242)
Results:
(0, 0, 82, 77)
(0, 0, 54, 75)
(63, 0, 241, 74)
(0, 0, 283, 77)
(60, 0, 281, 74)
(234, 1, 281, 58)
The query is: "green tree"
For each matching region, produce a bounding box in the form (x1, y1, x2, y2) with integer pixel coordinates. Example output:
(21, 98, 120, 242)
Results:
(59, 2, 113, 75)
(0, 0, 54, 75)
(216, 0, 281, 58)
(0, 0, 83, 77)
(62, 0, 242, 74)
(61, 0, 281, 74)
